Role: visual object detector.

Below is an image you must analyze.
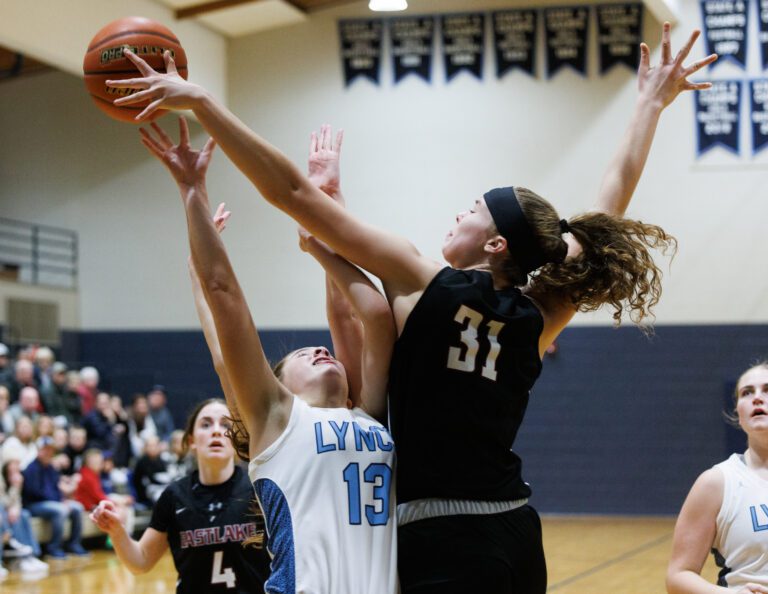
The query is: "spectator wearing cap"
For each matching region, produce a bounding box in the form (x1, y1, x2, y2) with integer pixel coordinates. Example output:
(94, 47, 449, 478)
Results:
(1, 416, 37, 470)
(8, 360, 37, 403)
(9, 386, 42, 426)
(22, 436, 88, 559)
(76, 367, 99, 416)
(147, 385, 174, 441)
(0, 343, 11, 387)
(41, 363, 81, 426)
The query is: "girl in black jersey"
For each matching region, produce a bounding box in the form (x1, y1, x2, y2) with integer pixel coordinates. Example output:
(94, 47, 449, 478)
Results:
(90, 399, 270, 593)
(111, 23, 714, 594)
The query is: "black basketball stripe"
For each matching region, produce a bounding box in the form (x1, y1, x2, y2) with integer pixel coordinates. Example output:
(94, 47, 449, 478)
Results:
(87, 29, 180, 52)
(90, 94, 146, 110)
(83, 66, 188, 76)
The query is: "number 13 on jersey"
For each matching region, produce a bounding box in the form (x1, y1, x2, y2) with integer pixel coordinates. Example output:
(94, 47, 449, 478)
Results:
(447, 305, 505, 381)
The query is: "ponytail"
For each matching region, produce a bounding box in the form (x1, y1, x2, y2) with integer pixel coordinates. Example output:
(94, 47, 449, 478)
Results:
(530, 211, 676, 327)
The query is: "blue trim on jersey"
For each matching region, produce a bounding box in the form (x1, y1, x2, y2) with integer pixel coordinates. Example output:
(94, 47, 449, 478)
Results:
(253, 478, 296, 594)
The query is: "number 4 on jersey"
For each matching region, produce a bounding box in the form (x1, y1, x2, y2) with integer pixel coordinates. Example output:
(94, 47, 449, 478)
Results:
(211, 550, 236, 589)
(447, 305, 505, 381)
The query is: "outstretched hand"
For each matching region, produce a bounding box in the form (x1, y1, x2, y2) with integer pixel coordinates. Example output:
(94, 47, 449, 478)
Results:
(107, 50, 204, 121)
(638, 22, 718, 109)
(308, 124, 344, 199)
(140, 117, 216, 190)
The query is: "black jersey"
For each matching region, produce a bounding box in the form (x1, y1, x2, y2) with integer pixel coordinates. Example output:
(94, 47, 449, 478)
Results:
(149, 465, 271, 594)
(388, 267, 544, 504)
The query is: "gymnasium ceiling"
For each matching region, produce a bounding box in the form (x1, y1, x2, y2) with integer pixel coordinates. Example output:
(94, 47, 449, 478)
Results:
(152, 0, 363, 37)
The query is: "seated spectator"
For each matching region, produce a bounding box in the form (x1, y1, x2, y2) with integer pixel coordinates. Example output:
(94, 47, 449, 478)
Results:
(35, 415, 54, 439)
(8, 386, 42, 425)
(0, 386, 13, 438)
(41, 363, 81, 426)
(8, 360, 37, 403)
(128, 394, 157, 459)
(109, 395, 131, 468)
(76, 366, 99, 416)
(33, 347, 55, 393)
(100, 453, 130, 496)
(1, 416, 37, 470)
(83, 392, 124, 452)
(61, 426, 87, 476)
(148, 385, 174, 441)
(0, 343, 11, 387)
(131, 435, 168, 507)
(163, 429, 191, 481)
(21, 437, 88, 559)
(0, 460, 48, 575)
(51, 428, 71, 474)
(75, 449, 134, 535)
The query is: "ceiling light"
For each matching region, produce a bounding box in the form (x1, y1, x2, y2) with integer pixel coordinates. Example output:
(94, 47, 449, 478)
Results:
(369, 0, 408, 11)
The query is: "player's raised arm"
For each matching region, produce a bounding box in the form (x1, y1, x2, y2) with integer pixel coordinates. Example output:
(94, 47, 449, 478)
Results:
(109, 52, 439, 300)
(140, 117, 292, 457)
(594, 24, 716, 217)
(529, 25, 711, 351)
(299, 125, 394, 417)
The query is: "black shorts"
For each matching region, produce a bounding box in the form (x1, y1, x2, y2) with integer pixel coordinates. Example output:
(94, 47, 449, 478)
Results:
(397, 504, 547, 594)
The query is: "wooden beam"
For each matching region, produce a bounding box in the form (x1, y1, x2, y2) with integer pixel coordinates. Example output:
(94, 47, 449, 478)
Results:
(281, 0, 309, 13)
(176, 0, 306, 20)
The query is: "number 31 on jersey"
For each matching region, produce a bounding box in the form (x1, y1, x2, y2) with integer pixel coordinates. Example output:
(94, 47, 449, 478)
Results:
(447, 305, 505, 381)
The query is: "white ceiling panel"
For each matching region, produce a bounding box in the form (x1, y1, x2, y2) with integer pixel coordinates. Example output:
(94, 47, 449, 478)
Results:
(152, 0, 307, 37)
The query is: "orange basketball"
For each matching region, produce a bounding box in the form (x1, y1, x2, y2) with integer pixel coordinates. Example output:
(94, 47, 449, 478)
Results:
(83, 16, 187, 123)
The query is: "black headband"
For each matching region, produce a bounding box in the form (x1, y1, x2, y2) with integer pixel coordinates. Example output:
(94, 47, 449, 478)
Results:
(483, 187, 548, 275)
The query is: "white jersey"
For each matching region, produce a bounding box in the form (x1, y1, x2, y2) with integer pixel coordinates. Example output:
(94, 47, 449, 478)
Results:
(248, 395, 398, 594)
(712, 453, 768, 590)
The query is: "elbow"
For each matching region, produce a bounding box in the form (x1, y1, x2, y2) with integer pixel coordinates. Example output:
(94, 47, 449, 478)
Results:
(363, 301, 396, 334)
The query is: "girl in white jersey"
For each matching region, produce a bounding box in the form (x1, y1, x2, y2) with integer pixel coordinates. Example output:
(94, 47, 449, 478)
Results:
(667, 362, 768, 594)
(140, 118, 398, 594)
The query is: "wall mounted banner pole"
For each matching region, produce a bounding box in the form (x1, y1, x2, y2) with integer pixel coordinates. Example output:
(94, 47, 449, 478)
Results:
(750, 79, 768, 154)
(544, 6, 590, 78)
(441, 13, 485, 82)
(492, 9, 538, 78)
(700, 0, 748, 70)
(391, 16, 435, 84)
(339, 19, 383, 87)
(695, 80, 742, 156)
(597, 3, 643, 74)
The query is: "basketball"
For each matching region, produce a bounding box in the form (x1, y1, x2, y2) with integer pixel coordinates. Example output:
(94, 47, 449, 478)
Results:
(83, 16, 187, 123)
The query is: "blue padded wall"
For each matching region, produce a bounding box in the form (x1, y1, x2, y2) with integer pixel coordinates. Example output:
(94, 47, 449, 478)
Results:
(68, 324, 765, 515)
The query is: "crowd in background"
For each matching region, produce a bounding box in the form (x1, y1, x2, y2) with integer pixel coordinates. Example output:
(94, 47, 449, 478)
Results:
(0, 342, 190, 579)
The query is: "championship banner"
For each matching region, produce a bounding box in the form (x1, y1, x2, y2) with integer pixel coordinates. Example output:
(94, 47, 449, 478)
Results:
(391, 16, 434, 84)
(597, 3, 643, 74)
(700, 0, 748, 70)
(492, 10, 537, 78)
(338, 19, 382, 86)
(441, 13, 485, 81)
(760, 0, 768, 70)
(750, 79, 768, 154)
(544, 6, 589, 78)
(695, 80, 742, 156)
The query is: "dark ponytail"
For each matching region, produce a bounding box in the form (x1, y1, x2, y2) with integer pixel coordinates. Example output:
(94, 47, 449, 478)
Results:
(512, 187, 677, 328)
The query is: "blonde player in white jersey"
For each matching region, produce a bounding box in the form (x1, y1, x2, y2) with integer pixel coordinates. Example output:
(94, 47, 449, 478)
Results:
(140, 118, 398, 594)
(667, 362, 768, 594)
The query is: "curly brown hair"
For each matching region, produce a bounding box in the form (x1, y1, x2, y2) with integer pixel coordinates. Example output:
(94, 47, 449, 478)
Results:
(498, 187, 677, 329)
